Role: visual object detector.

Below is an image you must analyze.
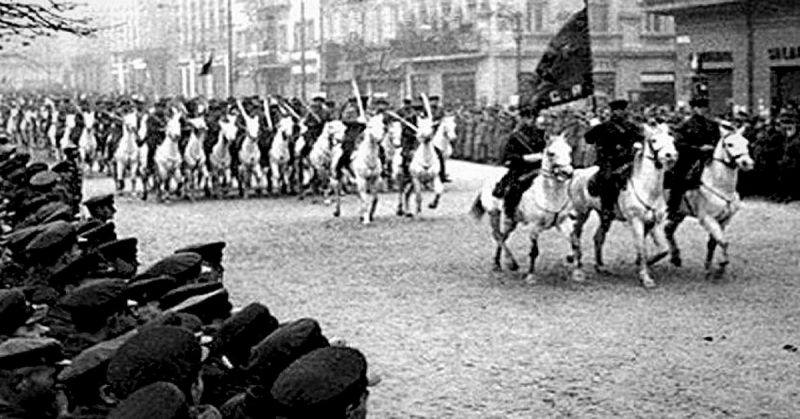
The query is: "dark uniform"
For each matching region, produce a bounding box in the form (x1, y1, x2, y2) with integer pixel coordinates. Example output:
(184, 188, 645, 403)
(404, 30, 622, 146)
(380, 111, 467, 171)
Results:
(666, 97, 719, 218)
(397, 99, 418, 185)
(584, 99, 644, 218)
(492, 106, 547, 219)
(334, 101, 366, 179)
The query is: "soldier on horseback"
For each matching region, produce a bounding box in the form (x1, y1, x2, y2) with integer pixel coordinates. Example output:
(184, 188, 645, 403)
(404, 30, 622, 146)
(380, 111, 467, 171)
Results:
(584, 99, 644, 220)
(429, 95, 451, 183)
(333, 99, 367, 180)
(491, 104, 547, 219)
(666, 96, 719, 219)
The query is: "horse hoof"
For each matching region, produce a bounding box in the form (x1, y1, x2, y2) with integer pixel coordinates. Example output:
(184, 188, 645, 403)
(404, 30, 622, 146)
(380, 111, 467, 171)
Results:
(333, 210, 340, 218)
(428, 202, 438, 210)
(670, 256, 683, 267)
(508, 262, 520, 272)
(404, 212, 414, 218)
(396, 208, 404, 216)
(648, 251, 669, 266)
(641, 277, 656, 289)
(595, 265, 612, 275)
(524, 274, 538, 285)
(492, 264, 503, 273)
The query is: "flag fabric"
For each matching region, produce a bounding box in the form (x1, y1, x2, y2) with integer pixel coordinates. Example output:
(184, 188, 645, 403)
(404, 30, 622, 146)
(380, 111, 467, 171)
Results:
(199, 53, 214, 76)
(521, 1, 593, 110)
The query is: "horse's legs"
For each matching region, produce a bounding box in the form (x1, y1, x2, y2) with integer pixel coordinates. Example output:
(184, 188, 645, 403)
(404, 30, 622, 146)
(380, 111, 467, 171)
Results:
(665, 216, 685, 267)
(593, 214, 614, 274)
(356, 178, 370, 224)
(699, 215, 729, 279)
(647, 221, 670, 266)
(413, 178, 423, 215)
(524, 230, 541, 285)
(629, 219, 655, 288)
(428, 176, 443, 209)
(332, 179, 342, 217)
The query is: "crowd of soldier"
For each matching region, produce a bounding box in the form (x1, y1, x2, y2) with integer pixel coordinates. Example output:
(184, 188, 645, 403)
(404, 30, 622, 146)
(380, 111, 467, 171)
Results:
(0, 141, 377, 418)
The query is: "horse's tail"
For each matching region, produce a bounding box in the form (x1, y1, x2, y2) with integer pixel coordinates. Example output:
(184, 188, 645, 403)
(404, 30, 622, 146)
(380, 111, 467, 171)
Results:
(470, 192, 486, 221)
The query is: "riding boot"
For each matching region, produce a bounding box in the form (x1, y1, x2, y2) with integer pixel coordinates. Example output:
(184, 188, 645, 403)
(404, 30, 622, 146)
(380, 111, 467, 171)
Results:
(666, 185, 685, 221)
(600, 186, 619, 220)
(435, 148, 449, 183)
(493, 170, 515, 198)
(504, 181, 524, 219)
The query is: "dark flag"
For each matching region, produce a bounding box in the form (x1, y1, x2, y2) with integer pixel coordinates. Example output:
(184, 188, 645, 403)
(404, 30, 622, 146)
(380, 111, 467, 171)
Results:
(521, 1, 593, 109)
(199, 53, 214, 76)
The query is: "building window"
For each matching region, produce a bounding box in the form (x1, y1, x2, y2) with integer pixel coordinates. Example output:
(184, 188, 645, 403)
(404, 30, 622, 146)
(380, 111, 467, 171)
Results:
(589, 1, 610, 33)
(643, 13, 671, 33)
(526, 1, 545, 32)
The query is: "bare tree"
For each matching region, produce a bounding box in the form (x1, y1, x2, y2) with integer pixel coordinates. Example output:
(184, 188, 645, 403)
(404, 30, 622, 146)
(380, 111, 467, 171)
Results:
(0, 0, 96, 48)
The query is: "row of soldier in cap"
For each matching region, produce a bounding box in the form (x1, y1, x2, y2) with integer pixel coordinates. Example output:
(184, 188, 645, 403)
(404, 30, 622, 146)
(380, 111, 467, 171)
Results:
(0, 154, 376, 417)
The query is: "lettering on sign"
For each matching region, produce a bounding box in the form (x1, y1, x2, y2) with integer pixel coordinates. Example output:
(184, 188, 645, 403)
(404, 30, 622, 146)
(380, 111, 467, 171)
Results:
(768, 46, 800, 61)
(699, 51, 732, 63)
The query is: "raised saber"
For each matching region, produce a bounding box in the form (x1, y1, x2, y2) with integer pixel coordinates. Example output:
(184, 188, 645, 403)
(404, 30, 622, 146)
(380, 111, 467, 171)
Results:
(351, 79, 365, 120)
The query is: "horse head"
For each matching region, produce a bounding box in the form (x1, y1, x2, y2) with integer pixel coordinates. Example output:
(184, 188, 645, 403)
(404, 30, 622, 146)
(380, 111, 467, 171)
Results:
(416, 117, 434, 143)
(244, 114, 260, 139)
(642, 123, 678, 169)
(365, 116, 385, 144)
(277, 116, 295, 139)
(718, 125, 755, 171)
(437, 115, 458, 142)
(543, 132, 574, 179)
(219, 117, 238, 143)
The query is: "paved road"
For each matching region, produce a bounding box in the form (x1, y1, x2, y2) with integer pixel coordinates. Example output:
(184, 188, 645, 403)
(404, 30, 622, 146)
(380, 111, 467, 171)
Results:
(85, 160, 800, 418)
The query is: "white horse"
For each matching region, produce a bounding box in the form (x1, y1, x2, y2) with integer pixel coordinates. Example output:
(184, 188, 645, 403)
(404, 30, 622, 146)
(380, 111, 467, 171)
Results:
(113, 111, 141, 195)
(154, 108, 184, 201)
(59, 112, 77, 152)
(471, 133, 575, 283)
(664, 125, 755, 279)
(47, 106, 60, 159)
(401, 118, 443, 216)
(183, 116, 209, 198)
(78, 110, 98, 174)
(304, 120, 346, 201)
(237, 101, 265, 198)
(568, 124, 678, 288)
(332, 116, 384, 224)
(269, 116, 295, 195)
(208, 115, 237, 198)
(432, 113, 458, 169)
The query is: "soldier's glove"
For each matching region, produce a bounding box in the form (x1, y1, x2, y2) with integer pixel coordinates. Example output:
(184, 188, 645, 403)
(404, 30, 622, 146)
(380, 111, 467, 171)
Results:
(633, 143, 643, 151)
(700, 145, 714, 152)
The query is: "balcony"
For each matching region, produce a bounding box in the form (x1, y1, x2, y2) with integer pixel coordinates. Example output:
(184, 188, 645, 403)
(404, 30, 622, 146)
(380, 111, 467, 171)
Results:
(639, 0, 740, 12)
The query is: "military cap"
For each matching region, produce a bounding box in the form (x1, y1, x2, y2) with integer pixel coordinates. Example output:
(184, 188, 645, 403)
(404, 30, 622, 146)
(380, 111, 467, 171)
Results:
(173, 241, 226, 267)
(107, 381, 191, 419)
(57, 329, 137, 384)
(2, 223, 48, 254)
(0, 288, 30, 335)
(50, 160, 72, 174)
(24, 220, 77, 258)
(609, 99, 629, 111)
(270, 347, 368, 418)
(63, 143, 79, 153)
(0, 337, 64, 370)
(79, 221, 117, 247)
(167, 288, 233, 325)
(107, 326, 202, 399)
(325, 100, 336, 109)
(373, 97, 390, 106)
(138, 252, 203, 284)
(41, 203, 75, 224)
(96, 237, 138, 264)
(312, 95, 326, 103)
(84, 193, 115, 209)
(246, 318, 329, 386)
(126, 275, 179, 304)
(25, 161, 49, 177)
(142, 312, 203, 334)
(60, 279, 128, 329)
(689, 97, 710, 108)
(47, 251, 104, 289)
(429, 95, 441, 102)
(210, 302, 279, 368)
(159, 281, 223, 310)
(29, 170, 59, 189)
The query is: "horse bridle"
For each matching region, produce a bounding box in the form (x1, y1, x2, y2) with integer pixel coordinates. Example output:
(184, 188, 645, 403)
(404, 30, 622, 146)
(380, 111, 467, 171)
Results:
(714, 132, 746, 168)
(643, 132, 664, 169)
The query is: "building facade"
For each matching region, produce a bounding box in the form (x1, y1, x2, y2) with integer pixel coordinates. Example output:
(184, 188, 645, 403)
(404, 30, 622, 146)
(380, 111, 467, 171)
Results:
(642, 0, 800, 116)
(315, 0, 676, 107)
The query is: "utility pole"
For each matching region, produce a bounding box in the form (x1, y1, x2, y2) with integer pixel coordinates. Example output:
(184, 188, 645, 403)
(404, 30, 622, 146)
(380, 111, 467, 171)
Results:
(227, 0, 234, 97)
(300, 0, 307, 102)
(514, 12, 522, 87)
